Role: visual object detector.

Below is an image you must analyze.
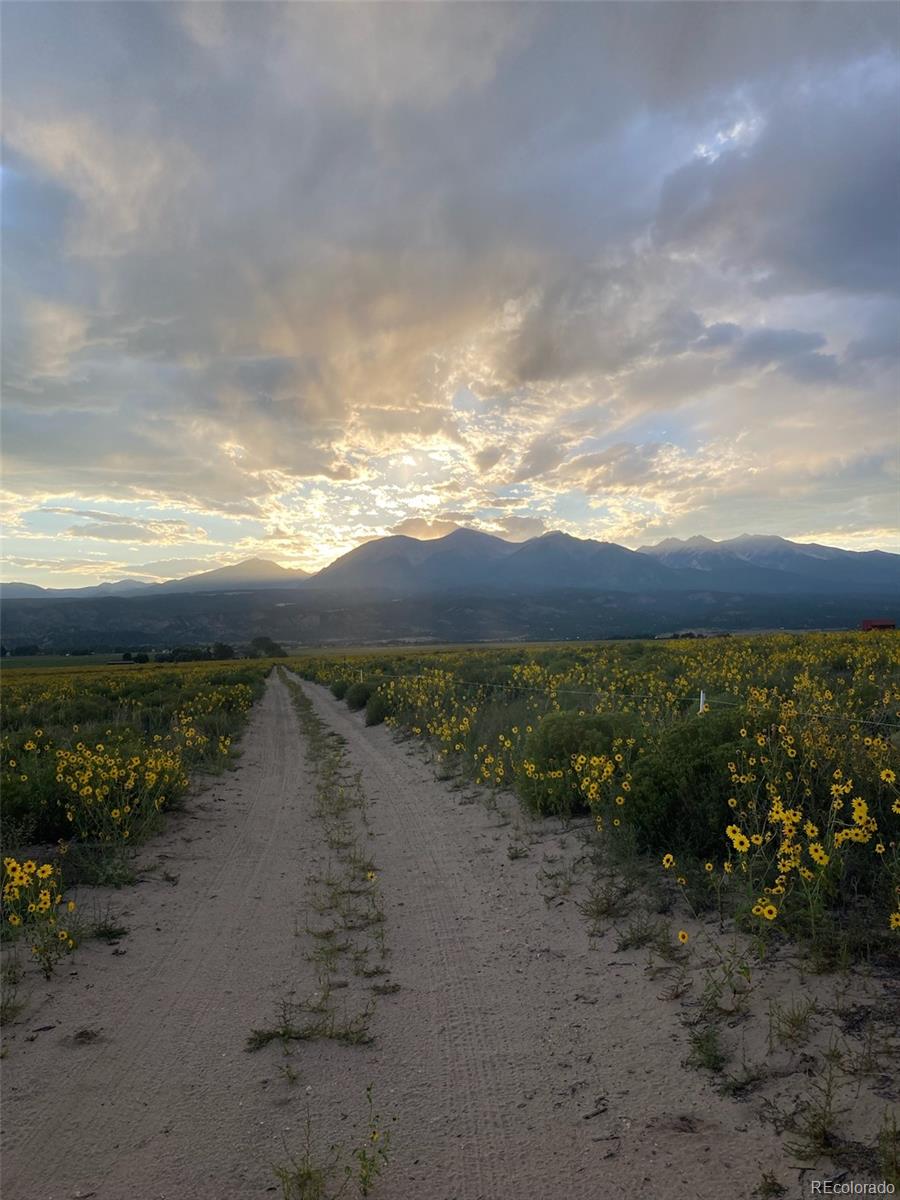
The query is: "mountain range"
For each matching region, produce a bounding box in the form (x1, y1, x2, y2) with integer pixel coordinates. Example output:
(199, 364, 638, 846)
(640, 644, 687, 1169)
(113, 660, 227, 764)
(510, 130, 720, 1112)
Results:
(1, 530, 896, 650)
(0, 557, 310, 600)
(3, 530, 897, 600)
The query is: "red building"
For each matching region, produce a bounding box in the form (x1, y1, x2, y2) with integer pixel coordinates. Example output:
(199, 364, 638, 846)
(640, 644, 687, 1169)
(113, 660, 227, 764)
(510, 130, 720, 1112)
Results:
(861, 619, 896, 631)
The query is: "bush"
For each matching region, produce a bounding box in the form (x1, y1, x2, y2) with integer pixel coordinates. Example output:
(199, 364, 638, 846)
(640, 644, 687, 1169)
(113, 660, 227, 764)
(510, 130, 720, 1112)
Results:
(331, 679, 350, 700)
(518, 710, 638, 817)
(345, 682, 374, 712)
(626, 711, 745, 858)
(365, 692, 389, 726)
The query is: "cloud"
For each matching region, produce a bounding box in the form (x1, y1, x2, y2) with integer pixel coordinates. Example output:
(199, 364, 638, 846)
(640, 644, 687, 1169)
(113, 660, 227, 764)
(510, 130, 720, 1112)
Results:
(732, 328, 827, 366)
(41, 507, 135, 523)
(496, 514, 546, 541)
(3, 113, 198, 258)
(654, 68, 900, 296)
(512, 434, 568, 482)
(2, 3, 898, 584)
(130, 557, 225, 579)
(473, 446, 504, 473)
(390, 517, 461, 540)
(694, 322, 741, 351)
(730, 328, 840, 383)
(55, 516, 204, 544)
(3, 555, 115, 575)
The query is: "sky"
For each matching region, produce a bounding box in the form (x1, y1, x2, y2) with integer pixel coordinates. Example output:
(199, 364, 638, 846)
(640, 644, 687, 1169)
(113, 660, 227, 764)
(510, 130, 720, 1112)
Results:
(2, 2, 899, 587)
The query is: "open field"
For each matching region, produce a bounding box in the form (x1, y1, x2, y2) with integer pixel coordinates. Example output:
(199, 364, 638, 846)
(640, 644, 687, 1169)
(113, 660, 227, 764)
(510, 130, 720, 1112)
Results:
(1, 635, 898, 1198)
(1, 660, 272, 855)
(292, 630, 900, 952)
(0, 654, 127, 671)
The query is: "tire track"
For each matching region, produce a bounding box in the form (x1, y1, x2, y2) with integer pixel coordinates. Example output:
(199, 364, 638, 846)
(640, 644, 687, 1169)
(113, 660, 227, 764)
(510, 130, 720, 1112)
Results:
(291, 674, 592, 1200)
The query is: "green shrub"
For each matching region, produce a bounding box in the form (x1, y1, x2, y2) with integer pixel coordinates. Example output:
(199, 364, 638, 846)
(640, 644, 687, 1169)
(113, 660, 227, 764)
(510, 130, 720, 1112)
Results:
(518, 710, 638, 817)
(331, 679, 350, 700)
(345, 682, 374, 712)
(365, 692, 389, 726)
(626, 711, 745, 858)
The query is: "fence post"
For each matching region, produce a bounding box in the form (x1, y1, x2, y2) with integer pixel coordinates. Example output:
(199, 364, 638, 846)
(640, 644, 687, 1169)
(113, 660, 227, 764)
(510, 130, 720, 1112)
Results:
(699, 689, 706, 714)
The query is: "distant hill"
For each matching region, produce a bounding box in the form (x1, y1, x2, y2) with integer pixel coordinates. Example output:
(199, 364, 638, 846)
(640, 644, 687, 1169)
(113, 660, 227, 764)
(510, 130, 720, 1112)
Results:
(155, 557, 309, 593)
(0, 578, 149, 600)
(1, 557, 309, 601)
(637, 534, 900, 592)
(0, 582, 51, 599)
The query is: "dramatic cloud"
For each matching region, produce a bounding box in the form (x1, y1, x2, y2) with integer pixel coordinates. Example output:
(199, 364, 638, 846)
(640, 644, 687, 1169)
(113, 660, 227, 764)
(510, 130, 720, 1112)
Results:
(2, 2, 898, 585)
(390, 518, 462, 540)
(60, 519, 201, 544)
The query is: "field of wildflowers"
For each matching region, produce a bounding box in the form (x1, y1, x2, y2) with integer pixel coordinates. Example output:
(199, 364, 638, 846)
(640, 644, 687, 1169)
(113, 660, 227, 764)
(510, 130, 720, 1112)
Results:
(1, 660, 270, 974)
(293, 631, 899, 954)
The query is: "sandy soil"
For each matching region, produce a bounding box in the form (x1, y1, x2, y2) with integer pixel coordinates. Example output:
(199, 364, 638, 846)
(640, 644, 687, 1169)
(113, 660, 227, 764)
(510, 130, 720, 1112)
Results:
(2, 671, 893, 1199)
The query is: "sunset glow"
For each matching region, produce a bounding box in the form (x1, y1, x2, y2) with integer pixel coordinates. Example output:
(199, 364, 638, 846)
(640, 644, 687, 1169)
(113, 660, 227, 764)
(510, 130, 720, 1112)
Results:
(2, 3, 898, 587)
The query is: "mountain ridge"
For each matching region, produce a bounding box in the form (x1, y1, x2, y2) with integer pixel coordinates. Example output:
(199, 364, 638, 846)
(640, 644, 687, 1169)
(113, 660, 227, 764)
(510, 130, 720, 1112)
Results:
(2, 529, 898, 600)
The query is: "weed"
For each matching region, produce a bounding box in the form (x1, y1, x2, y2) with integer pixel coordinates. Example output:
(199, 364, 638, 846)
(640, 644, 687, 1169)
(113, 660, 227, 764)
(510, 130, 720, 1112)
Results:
(91, 901, 129, 942)
(840, 1024, 885, 1081)
(753, 1174, 787, 1199)
(306, 940, 351, 971)
(685, 1022, 729, 1073)
(340, 906, 384, 933)
(648, 923, 688, 964)
(273, 1085, 393, 1200)
(246, 1024, 304, 1052)
(248, 995, 374, 1052)
(718, 1064, 768, 1098)
(784, 1044, 848, 1164)
(577, 876, 631, 928)
(615, 912, 664, 951)
(352, 1085, 392, 1196)
(878, 1109, 900, 1189)
(355, 961, 388, 979)
(273, 1110, 338, 1200)
(0, 979, 25, 1024)
(66, 844, 136, 888)
(656, 964, 692, 1002)
(538, 859, 577, 901)
(329, 1003, 375, 1046)
(698, 941, 754, 1017)
(768, 996, 818, 1049)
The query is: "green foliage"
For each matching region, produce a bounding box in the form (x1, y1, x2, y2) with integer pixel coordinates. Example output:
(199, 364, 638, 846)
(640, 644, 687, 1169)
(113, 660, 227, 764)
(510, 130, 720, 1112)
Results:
(0, 661, 268, 852)
(626, 711, 745, 857)
(686, 1022, 729, 1073)
(345, 682, 374, 712)
(364, 692, 388, 726)
(288, 631, 900, 945)
(518, 710, 638, 817)
(249, 635, 287, 658)
(330, 679, 350, 700)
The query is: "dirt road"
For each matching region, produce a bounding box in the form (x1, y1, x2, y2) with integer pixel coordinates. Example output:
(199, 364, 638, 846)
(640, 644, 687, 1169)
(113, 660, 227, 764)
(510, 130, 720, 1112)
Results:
(2, 671, 796, 1199)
